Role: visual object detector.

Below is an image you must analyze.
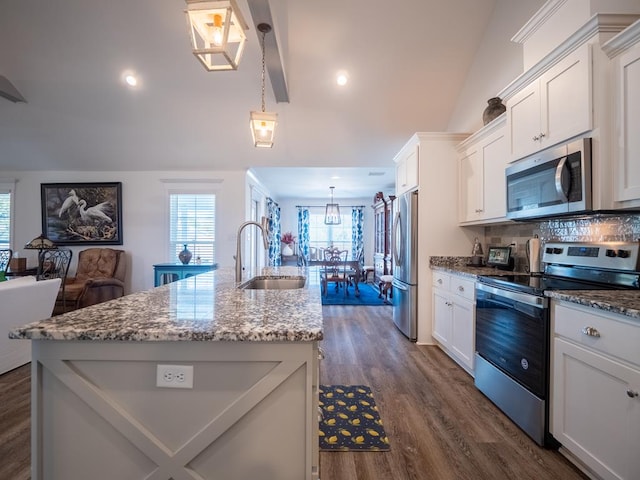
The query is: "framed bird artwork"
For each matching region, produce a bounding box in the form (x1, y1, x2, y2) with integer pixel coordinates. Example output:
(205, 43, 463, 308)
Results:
(41, 182, 123, 245)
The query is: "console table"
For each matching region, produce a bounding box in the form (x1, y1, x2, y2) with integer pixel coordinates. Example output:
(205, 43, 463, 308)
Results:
(153, 263, 217, 287)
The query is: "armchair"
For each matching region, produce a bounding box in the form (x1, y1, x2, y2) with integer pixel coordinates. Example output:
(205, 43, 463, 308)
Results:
(56, 248, 126, 314)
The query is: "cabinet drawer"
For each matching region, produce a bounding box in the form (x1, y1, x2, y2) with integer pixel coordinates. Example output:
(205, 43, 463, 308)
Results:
(553, 303, 640, 367)
(450, 276, 475, 302)
(432, 271, 450, 290)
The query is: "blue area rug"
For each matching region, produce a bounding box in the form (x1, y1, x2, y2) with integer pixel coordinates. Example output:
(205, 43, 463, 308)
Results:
(321, 282, 387, 306)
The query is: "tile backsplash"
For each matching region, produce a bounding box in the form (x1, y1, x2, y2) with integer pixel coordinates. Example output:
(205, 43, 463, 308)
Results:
(483, 213, 640, 271)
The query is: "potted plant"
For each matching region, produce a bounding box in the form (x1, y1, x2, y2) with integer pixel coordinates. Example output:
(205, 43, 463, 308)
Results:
(281, 232, 296, 256)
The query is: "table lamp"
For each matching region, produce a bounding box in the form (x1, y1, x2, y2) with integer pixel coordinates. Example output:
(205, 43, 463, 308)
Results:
(24, 234, 58, 276)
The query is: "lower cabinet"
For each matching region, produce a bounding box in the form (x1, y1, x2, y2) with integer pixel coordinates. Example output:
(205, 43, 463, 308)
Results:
(432, 271, 475, 374)
(551, 302, 640, 480)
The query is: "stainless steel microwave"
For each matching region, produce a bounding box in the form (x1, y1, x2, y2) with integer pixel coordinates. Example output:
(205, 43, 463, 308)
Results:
(506, 138, 591, 220)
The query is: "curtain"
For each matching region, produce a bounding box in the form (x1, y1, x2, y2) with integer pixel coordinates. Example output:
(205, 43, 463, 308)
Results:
(351, 206, 364, 264)
(266, 197, 281, 266)
(297, 207, 310, 263)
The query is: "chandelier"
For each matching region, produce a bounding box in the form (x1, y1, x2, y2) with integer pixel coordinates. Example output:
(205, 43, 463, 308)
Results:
(249, 23, 277, 148)
(324, 186, 341, 225)
(185, 0, 249, 71)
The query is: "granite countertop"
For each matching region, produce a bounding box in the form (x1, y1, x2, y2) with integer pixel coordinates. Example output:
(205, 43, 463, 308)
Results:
(546, 290, 640, 320)
(9, 267, 323, 342)
(430, 256, 640, 320)
(429, 256, 529, 279)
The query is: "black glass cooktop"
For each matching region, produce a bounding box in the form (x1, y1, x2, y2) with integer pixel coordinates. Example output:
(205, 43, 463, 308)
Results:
(478, 274, 631, 296)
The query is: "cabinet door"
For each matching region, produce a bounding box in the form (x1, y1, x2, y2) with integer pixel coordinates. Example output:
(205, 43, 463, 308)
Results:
(507, 45, 591, 161)
(507, 81, 540, 160)
(458, 147, 482, 222)
(540, 45, 592, 150)
(480, 130, 508, 221)
(432, 289, 452, 346)
(614, 42, 640, 202)
(451, 297, 475, 371)
(552, 338, 640, 480)
(395, 144, 418, 195)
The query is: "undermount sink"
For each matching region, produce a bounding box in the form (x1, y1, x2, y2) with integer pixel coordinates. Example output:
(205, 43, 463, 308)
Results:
(238, 276, 306, 290)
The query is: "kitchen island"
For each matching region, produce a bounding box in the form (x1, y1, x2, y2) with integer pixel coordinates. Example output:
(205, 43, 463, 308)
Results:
(9, 267, 322, 480)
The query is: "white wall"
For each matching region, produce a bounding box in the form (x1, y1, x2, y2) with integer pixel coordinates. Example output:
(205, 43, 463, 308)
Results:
(447, 0, 546, 133)
(276, 196, 376, 264)
(7, 170, 249, 293)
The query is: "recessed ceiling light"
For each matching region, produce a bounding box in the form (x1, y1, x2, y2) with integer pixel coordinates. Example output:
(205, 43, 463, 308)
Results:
(125, 74, 138, 87)
(336, 71, 348, 86)
(121, 71, 140, 88)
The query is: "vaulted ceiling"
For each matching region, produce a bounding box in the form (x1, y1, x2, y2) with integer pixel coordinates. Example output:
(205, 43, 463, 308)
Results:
(0, 0, 497, 198)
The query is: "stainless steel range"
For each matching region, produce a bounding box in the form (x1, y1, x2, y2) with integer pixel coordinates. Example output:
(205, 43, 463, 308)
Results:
(474, 241, 640, 447)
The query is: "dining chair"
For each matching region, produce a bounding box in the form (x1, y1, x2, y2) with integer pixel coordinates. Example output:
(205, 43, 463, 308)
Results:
(38, 248, 73, 313)
(0, 249, 12, 275)
(320, 250, 350, 297)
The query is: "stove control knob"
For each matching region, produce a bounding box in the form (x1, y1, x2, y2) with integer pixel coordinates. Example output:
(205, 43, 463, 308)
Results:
(606, 249, 617, 257)
(617, 249, 630, 258)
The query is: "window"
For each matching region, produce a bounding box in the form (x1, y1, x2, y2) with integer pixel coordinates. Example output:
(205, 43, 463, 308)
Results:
(169, 193, 216, 263)
(308, 211, 352, 253)
(0, 181, 14, 250)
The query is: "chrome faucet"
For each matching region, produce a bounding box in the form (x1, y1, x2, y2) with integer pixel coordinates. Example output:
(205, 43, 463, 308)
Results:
(235, 217, 270, 282)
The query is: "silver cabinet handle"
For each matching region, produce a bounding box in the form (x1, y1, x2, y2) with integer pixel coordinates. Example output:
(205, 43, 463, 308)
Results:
(539, 132, 546, 138)
(457, 286, 464, 292)
(437, 279, 443, 284)
(318, 347, 325, 360)
(532, 135, 540, 141)
(626, 390, 639, 398)
(581, 326, 601, 337)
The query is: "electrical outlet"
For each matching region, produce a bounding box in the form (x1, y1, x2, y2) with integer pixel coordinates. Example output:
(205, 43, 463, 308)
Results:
(156, 364, 193, 389)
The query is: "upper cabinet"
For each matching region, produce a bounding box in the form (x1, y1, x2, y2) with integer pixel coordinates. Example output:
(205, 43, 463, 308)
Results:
(457, 115, 508, 225)
(506, 44, 592, 161)
(605, 20, 640, 206)
(394, 137, 419, 196)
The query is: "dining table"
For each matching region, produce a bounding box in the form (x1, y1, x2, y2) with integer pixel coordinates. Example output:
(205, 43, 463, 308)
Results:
(317, 258, 363, 297)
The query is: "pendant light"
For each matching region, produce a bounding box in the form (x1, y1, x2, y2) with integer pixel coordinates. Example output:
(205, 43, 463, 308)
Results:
(324, 186, 341, 225)
(249, 23, 277, 148)
(185, 0, 249, 71)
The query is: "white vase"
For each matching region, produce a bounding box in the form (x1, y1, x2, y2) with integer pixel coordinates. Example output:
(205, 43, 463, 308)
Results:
(282, 244, 294, 256)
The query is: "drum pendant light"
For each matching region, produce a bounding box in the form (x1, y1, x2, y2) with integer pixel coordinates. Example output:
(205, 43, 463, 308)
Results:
(324, 186, 341, 225)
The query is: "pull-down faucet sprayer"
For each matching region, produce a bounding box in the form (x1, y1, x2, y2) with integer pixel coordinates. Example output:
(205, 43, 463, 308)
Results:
(235, 217, 270, 282)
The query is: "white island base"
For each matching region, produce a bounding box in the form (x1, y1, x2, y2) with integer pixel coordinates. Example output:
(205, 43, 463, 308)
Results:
(31, 340, 319, 480)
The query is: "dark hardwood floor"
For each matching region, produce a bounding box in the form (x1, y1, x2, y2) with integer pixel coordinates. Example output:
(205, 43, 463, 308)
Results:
(0, 362, 31, 480)
(0, 304, 587, 479)
(319, 305, 587, 480)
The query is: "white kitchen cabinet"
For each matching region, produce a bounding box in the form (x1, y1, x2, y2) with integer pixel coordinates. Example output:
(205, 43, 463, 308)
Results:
(507, 44, 592, 161)
(551, 302, 640, 480)
(394, 137, 419, 195)
(609, 21, 640, 205)
(457, 115, 508, 225)
(432, 271, 475, 374)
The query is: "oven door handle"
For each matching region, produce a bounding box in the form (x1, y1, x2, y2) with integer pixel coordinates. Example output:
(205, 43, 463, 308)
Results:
(476, 283, 547, 308)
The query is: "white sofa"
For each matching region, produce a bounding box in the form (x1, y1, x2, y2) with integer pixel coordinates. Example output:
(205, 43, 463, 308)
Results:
(0, 276, 61, 375)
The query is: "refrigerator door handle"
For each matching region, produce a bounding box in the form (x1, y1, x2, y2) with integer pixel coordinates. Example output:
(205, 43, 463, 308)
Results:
(392, 279, 408, 291)
(392, 211, 403, 266)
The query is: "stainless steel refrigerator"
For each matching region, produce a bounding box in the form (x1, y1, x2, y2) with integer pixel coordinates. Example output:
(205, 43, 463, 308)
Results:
(392, 190, 418, 341)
